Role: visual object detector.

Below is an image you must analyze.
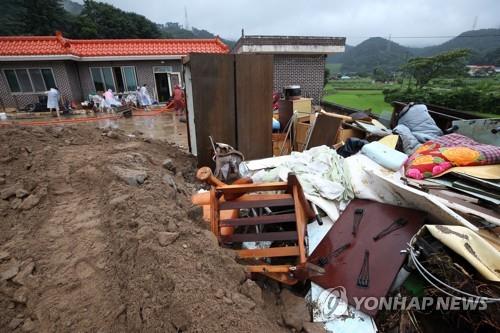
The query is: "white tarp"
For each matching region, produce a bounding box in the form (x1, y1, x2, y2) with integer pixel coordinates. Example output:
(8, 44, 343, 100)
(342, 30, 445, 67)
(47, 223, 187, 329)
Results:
(344, 154, 477, 231)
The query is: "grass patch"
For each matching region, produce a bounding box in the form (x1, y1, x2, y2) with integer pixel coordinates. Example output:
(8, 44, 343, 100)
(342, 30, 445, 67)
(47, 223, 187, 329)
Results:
(325, 78, 396, 90)
(322, 89, 392, 115)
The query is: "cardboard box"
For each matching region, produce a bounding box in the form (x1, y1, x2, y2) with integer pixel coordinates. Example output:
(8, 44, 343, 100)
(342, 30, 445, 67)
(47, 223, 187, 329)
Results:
(296, 122, 310, 146)
(336, 128, 365, 144)
(290, 98, 313, 116)
(272, 133, 291, 156)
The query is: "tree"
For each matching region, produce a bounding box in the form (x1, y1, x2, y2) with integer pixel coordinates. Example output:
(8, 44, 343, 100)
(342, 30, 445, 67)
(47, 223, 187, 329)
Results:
(483, 47, 500, 66)
(22, 0, 71, 35)
(324, 67, 330, 86)
(372, 67, 388, 82)
(402, 49, 471, 88)
(76, 0, 161, 38)
(0, 0, 28, 35)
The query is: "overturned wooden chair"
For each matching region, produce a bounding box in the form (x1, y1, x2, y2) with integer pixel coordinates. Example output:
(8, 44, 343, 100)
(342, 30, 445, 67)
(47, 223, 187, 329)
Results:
(193, 167, 318, 284)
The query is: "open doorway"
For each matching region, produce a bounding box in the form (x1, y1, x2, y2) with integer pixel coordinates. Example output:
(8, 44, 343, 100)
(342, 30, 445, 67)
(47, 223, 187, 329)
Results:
(154, 72, 171, 103)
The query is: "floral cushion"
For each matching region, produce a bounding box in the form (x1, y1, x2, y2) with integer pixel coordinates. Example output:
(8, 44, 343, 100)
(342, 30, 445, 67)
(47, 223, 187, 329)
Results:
(405, 134, 500, 179)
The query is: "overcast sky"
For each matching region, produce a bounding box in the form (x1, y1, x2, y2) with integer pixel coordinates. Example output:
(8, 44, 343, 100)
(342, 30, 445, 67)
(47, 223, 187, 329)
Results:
(82, 0, 499, 46)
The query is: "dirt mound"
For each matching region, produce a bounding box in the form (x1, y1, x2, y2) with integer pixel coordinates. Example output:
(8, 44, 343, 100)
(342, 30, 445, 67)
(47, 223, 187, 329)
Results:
(0, 125, 287, 332)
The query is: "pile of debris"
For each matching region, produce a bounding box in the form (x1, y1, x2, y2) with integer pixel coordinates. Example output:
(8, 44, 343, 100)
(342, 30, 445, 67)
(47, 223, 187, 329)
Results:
(192, 103, 500, 333)
(0, 125, 316, 332)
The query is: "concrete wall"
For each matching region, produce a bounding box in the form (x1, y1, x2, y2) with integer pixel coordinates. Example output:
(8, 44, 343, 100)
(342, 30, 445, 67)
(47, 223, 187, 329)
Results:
(65, 62, 82, 102)
(273, 54, 326, 104)
(77, 59, 182, 101)
(0, 61, 75, 110)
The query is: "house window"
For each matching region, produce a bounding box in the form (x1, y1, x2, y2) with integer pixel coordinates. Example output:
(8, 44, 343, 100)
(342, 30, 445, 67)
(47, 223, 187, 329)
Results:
(121, 66, 138, 92)
(3, 68, 56, 93)
(90, 67, 115, 92)
(4, 70, 20, 92)
(90, 66, 138, 93)
(29, 69, 46, 92)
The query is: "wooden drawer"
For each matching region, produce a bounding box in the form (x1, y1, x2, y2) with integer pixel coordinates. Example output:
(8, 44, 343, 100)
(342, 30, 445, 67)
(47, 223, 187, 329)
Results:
(296, 122, 310, 145)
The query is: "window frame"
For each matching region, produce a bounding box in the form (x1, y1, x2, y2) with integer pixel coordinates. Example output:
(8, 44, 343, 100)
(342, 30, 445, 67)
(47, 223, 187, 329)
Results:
(89, 66, 116, 93)
(167, 72, 182, 95)
(28, 68, 47, 92)
(89, 66, 138, 93)
(120, 66, 138, 93)
(2, 67, 57, 94)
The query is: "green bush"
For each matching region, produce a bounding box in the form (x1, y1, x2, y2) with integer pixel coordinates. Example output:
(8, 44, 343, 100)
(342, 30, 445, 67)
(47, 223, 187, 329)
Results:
(383, 87, 500, 114)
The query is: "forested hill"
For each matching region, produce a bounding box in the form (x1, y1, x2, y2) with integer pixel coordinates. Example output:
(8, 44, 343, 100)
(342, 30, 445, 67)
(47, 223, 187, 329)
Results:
(329, 28, 500, 74)
(1, 0, 234, 46)
(330, 37, 411, 73)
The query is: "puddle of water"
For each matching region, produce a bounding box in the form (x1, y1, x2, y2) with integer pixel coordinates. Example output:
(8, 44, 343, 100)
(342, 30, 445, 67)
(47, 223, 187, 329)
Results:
(95, 113, 188, 148)
(3, 111, 189, 150)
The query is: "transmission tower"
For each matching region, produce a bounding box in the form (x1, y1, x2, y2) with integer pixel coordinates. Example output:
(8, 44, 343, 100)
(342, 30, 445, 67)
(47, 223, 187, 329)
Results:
(184, 6, 190, 31)
(472, 16, 478, 30)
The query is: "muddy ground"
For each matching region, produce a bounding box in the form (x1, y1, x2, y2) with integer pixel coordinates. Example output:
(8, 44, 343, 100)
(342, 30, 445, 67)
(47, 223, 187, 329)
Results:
(0, 125, 302, 332)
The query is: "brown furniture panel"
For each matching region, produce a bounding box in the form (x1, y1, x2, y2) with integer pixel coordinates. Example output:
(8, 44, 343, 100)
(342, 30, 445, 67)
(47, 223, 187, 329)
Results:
(305, 112, 343, 149)
(189, 54, 236, 168)
(309, 199, 426, 316)
(235, 54, 273, 160)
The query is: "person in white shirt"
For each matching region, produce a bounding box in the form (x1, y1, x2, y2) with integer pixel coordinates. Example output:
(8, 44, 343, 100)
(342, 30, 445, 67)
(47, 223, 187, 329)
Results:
(139, 84, 152, 110)
(47, 87, 60, 117)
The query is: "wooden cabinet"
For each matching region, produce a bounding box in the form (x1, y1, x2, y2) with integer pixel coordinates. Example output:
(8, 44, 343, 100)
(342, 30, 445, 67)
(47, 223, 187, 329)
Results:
(278, 98, 312, 129)
(184, 54, 273, 167)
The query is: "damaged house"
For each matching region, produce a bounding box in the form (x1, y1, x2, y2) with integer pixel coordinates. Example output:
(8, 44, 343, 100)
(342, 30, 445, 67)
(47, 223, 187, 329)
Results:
(232, 35, 346, 104)
(0, 32, 229, 110)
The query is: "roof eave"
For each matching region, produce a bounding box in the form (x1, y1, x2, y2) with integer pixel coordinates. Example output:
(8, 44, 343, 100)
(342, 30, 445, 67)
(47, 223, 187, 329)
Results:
(234, 44, 346, 54)
(0, 54, 186, 61)
(78, 55, 185, 61)
(0, 55, 79, 61)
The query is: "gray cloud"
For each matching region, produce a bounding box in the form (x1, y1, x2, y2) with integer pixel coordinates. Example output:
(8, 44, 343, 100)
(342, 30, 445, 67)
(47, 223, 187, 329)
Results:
(82, 0, 500, 46)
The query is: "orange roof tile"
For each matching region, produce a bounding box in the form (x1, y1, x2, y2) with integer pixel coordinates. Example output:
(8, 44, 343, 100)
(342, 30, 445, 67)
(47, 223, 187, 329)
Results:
(0, 35, 229, 58)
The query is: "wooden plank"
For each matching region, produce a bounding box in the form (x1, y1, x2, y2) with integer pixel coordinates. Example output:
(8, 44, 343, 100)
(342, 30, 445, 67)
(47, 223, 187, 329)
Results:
(235, 54, 273, 160)
(219, 196, 294, 210)
(220, 213, 296, 227)
(209, 187, 220, 237)
(222, 231, 298, 243)
(187, 54, 236, 168)
(293, 185, 307, 263)
(223, 193, 292, 202)
(216, 181, 288, 194)
(305, 112, 343, 150)
(287, 174, 316, 219)
(245, 265, 291, 273)
(237, 246, 300, 258)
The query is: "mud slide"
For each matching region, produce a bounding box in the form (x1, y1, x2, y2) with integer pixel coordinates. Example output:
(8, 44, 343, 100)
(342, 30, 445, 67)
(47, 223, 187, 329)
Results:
(0, 125, 288, 332)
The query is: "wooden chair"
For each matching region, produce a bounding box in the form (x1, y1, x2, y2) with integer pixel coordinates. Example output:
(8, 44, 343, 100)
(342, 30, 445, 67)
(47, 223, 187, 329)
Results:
(197, 168, 314, 284)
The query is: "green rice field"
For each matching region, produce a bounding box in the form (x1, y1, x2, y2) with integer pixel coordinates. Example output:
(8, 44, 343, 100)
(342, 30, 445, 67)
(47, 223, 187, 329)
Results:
(322, 89, 392, 115)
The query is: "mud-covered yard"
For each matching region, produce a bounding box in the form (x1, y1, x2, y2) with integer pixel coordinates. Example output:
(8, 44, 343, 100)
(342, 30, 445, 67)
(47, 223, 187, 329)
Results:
(0, 125, 301, 332)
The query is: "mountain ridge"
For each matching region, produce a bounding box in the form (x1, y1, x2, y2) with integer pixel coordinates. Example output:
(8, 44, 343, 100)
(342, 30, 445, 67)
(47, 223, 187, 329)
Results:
(328, 28, 500, 73)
